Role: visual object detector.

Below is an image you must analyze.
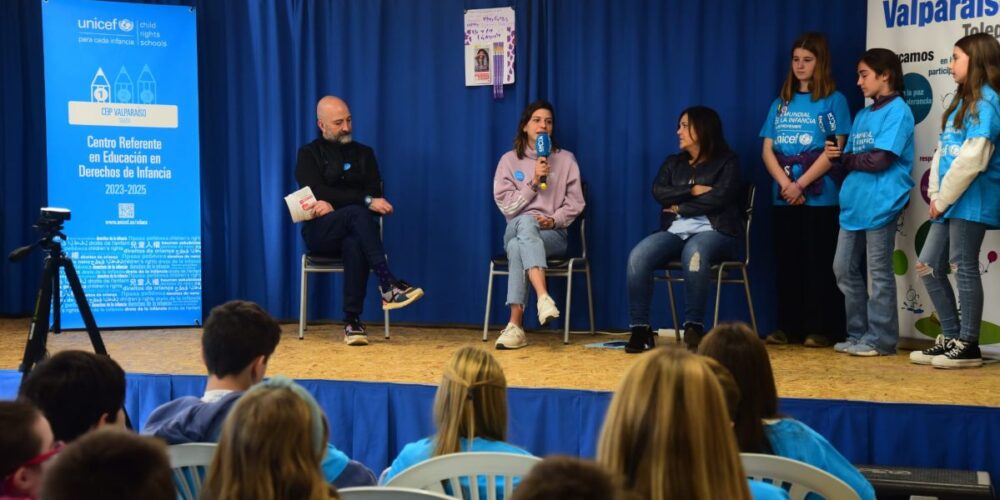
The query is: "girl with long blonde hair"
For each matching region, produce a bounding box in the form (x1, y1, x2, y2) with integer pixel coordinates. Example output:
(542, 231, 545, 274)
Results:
(382, 347, 532, 484)
(202, 377, 339, 500)
(597, 347, 787, 500)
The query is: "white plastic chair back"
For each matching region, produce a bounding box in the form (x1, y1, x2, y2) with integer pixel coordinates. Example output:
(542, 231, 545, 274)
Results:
(339, 486, 455, 499)
(167, 443, 218, 500)
(386, 452, 541, 500)
(741, 452, 860, 500)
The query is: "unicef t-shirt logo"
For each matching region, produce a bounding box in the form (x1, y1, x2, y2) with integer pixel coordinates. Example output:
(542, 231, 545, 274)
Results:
(798, 133, 812, 146)
(947, 144, 961, 157)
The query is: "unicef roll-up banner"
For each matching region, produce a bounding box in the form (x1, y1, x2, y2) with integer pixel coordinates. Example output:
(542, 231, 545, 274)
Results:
(41, 0, 201, 328)
(867, 0, 1000, 358)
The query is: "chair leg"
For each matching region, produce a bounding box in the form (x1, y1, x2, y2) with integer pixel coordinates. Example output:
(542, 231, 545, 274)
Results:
(483, 263, 495, 342)
(585, 264, 595, 335)
(666, 273, 680, 343)
(713, 264, 726, 329)
(299, 262, 308, 340)
(742, 266, 758, 336)
(383, 309, 390, 339)
(564, 263, 574, 345)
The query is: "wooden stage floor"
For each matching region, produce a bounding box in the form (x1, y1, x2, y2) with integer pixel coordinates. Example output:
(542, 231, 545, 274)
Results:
(1, 318, 997, 407)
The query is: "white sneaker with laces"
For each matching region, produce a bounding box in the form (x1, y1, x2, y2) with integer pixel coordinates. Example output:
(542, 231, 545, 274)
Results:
(495, 323, 527, 350)
(536, 294, 560, 325)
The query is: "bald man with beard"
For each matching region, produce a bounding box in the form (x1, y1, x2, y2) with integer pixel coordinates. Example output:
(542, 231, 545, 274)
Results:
(295, 96, 423, 346)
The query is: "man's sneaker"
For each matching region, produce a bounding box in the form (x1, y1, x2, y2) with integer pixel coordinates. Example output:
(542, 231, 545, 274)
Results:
(496, 323, 527, 350)
(537, 294, 560, 325)
(910, 335, 953, 365)
(765, 330, 789, 345)
(381, 280, 424, 310)
(804, 334, 833, 348)
(683, 323, 704, 352)
(625, 325, 655, 354)
(846, 342, 892, 357)
(931, 339, 983, 369)
(833, 339, 857, 353)
(344, 318, 369, 346)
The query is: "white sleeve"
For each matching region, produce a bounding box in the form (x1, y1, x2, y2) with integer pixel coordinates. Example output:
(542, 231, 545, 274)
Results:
(927, 141, 941, 203)
(936, 137, 994, 212)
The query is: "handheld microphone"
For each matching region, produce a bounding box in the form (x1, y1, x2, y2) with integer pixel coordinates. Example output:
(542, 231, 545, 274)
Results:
(535, 132, 551, 191)
(817, 112, 837, 146)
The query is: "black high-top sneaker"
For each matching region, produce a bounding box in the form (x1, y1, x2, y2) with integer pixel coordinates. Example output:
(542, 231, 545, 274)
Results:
(683, 323, 704, 352)
(625, 325, 655, 354)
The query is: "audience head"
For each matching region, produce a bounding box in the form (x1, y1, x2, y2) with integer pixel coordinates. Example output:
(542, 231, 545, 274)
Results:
(40, 429, 172, 500)
(698, 322, 778, 454)
(781, 32, 835, 102)
(432, 346, 508, 457)
(202, 376, 336, 500)
(18, 350, 126, 443)
(514, 100, 559, 159)
(597, 347, 751, 500)
(511, 455, 625, 500)
(0, 401, 58, 499)
(677, 105, 731, 165)
(202, 300, 282, 386)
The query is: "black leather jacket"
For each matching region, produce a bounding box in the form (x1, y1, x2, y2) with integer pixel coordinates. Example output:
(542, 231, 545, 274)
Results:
(652, 152, 743, 237)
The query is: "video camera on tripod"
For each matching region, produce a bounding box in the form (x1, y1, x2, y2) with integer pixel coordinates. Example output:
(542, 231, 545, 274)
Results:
(9, 207, 108, 379)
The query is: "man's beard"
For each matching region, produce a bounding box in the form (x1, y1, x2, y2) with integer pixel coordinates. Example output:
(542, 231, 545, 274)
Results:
(323, 130, 353, 144)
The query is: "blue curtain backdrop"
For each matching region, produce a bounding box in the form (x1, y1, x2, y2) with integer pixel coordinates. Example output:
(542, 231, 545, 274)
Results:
(1, 0, 868, 332)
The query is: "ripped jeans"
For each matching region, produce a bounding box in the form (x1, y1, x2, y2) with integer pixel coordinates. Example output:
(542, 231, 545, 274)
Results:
(627, 230, 739, 327)
(916, 218, 987, 343)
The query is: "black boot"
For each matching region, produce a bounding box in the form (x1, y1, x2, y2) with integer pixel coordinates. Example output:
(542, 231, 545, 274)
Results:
(683, 323, 704, 352)
(625, 325, 655, 354)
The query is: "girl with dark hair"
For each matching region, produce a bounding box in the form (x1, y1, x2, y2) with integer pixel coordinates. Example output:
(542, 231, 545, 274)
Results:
(698, 323, 875, 500)
(825, 48, 914, 357)
(625, 106, 743, 353)
(760, 33, 852, 348)
(492, 100, 585, 350)
(911, 33, 1000, 369)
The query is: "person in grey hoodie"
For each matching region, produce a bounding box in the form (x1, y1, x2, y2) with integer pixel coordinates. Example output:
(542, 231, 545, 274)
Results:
(141, 300, 375, 488)
(492, 100, 586, 350)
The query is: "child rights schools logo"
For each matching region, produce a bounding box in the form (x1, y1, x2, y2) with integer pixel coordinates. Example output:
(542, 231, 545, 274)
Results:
(77, 17, 135, 33)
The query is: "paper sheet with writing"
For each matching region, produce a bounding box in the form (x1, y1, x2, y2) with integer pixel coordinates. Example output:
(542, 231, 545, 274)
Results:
(284, 186, 317, 223)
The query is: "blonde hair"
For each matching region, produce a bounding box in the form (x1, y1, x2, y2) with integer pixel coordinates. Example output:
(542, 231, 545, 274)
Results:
(942, 33, 1000, 130)
(596, 347, 752, 500)
(202, 377, 338, 500)
(432, 347, 508, 456)
(779, 32, 837, 104)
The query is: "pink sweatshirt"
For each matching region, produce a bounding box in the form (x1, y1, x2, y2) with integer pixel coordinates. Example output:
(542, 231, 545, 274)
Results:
(492, 148, 586, 229)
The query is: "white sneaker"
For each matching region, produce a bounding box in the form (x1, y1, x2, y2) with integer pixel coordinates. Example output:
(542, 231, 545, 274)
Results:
(495, 323, 527, 350)
(537, 294, 560, 325)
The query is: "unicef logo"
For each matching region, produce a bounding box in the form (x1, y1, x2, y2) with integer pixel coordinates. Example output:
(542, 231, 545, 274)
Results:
(119, 19, 134, 32)
(947, 144, 961, 157)
(903, 73, 933, 124)
(798, 133, 812, 146)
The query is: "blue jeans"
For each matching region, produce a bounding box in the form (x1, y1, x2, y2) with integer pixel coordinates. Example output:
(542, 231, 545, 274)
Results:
(832, 219, 899, 354)
(627, 230, 739, 327)
(504, 214, 567, 306)
(301, 205, 386, 317)
(917, 218, 987, 343)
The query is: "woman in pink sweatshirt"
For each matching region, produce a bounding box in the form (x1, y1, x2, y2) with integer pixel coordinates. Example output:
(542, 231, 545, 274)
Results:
(491, 100, 586, 350)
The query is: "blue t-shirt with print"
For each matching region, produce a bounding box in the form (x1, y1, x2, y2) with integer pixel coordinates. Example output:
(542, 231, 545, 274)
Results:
(760, 91, 852, 206)
(839, 96, 915, 231)
(937, 85, 1000, 228)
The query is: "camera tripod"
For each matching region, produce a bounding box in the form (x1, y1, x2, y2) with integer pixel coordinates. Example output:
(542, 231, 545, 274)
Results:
(9, 218, 107, 381)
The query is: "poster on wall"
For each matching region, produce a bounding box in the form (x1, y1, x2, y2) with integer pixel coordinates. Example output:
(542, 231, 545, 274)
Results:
(41, 0, 201, 328)
(867, 0, 1000, 357)
(464, 7, 515, 88)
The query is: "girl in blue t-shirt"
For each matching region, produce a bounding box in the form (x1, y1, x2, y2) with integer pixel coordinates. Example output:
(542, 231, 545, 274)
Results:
(381, 347, 533, 494)
(910, 33, 1000, 369)
(760, 32, 852, 348)
(824, 48, 915, 356)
